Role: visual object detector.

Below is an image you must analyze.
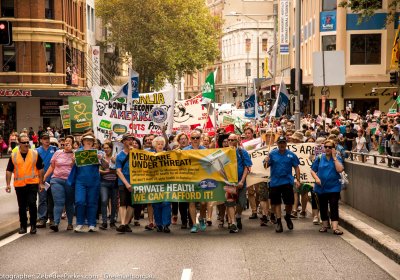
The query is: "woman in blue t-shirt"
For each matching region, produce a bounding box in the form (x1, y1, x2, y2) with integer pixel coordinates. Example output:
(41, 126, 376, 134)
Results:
(311, 139, 345, 235)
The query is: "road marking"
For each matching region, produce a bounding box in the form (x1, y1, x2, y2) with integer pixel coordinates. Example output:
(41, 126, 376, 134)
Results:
(181, 269, 192, 280)
(0, 227, 29, 248)
(341, 228, 400, 280)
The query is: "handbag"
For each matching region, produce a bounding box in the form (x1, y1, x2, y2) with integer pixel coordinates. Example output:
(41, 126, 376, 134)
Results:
(340, 171, 349, 190)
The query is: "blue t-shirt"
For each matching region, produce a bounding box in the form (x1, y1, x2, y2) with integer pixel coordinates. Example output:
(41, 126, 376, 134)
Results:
(268, 148, 300, 188)
(116, 150, 130, 186)
(311, 154, 344, 194)
(339, 125, 346, 135)
(236, 148, 252, 186)
(36, 145, 58, 183)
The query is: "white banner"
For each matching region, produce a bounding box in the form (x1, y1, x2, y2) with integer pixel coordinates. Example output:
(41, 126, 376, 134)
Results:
(279, 0, 289, 55)
(246, 143, 315, 187)
(92, 85, 175, 142)
(92, 46, 100, 86)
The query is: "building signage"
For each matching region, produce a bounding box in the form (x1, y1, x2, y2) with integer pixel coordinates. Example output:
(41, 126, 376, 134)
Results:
(279, 0, 289, 55)
(0, 90, 32, 96)
(0, 89, 90, 97)
(320, 11, 336, 32)
(40, 99, 64, 116)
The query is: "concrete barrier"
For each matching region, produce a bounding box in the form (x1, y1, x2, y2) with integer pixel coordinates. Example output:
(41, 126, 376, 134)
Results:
(341, 161, 400, 231)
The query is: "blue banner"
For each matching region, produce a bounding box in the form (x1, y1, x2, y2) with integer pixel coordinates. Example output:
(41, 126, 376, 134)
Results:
(244, 94, 256, 118)
(320, 11, 336, 32)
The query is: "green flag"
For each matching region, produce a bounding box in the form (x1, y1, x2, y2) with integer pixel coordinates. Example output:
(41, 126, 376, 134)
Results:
(397, 95, 400, 105)
(202, 71, 215, 103)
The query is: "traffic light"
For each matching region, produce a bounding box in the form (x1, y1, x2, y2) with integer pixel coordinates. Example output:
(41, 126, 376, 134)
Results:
(393, 91, 398, 100)
(390, 71, 398, 85)
(0, 21, 12, 45)
(271, 85, 277, 97)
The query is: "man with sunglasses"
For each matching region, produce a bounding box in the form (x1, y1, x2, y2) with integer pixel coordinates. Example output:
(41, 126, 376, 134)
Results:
(264, 136, 300, 233)
(6, 133, 45, 234)
(182, 130, 207, 233)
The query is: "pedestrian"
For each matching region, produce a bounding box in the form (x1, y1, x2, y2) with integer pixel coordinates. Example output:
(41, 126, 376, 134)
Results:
(9, 131, 18, 151)
(0, 135, 7, 158)
(311, 139, 345, 235)
(5, 133, 45, 234)
(263, 136, 301, 233)
(390, 127, 400, 167)
(43, 135, 75, 232)
(354, 129, 368, 162)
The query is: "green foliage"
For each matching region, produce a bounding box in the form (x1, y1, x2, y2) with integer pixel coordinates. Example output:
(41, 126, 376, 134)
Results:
(96, 0, 221, 92)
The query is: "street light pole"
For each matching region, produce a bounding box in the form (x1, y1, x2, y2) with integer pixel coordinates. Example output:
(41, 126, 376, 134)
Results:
(294, 0, 301, 130)
(272, 1, 277, 85)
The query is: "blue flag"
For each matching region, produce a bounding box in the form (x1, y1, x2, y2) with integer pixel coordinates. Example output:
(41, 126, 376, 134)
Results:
(244, 94, 256, 118)
(269, 79, 290, 118)
(111, 69, 139, 101)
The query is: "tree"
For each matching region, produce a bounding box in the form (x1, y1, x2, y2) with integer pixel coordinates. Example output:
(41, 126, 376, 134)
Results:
(96, 0, 221, 92)
(339, 0, 399, 24)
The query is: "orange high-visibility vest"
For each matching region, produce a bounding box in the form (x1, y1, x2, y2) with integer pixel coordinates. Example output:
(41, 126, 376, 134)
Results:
(11, 150, 40, 187)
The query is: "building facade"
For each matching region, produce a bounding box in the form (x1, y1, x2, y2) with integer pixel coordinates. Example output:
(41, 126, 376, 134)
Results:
(0, 0, 89, 139)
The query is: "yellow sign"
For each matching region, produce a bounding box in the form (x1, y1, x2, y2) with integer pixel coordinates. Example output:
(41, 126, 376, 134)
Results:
(391, 17, 400, 70)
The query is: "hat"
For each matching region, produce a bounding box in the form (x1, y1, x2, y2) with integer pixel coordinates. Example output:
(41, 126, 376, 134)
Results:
(122, 133, 135, 141)
(277, 136, 287, 143)
(82, 134, 95, 141)
(40, 132, 50, 139)
(50, 137, 59, 145)
(290, 131, 304, 142)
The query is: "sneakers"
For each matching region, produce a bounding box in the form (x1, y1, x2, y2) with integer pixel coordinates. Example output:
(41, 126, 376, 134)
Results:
(74, 225, 84, 233)
(260, 215, 269, 226)
(50, 224, 59, 232)
(30, 226, 37, 234)
(99, 223, 108, 230)
(300, 211, 306, 218)
(190, 224, 199, 233)
(116, 225, 126, 233)
(18, 227, 27, 234)
(199, 218, 206, 231)
(284, 215, 294, 230)
(289, 211, 298, 219)
(145, 223, 154, 230)
(163, 226, 171, 233)
(124, 224, 132, 232)
(88, 226, 97, 232)
(275, 221, 283, 233)
(236, 218, 242, 230)
(313, 216, 320, 225)
(249, 213, 258, 219)
(229, 224, 239, 233)
(36, 220, 46, 228)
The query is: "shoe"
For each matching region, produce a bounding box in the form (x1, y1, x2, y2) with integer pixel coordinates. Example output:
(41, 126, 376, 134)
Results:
(172, 216, 178, 225)
(199, 218, 206, 231)
(99, 223, 108, 230)
(163, 226, 171, 233)
(270, 213, 277, 224)
(109, 223, 116, 229)
(36, 220, 46, 228)
(229, 224, 239, 233)
(133, 221, 140, 227)
(249, 213, 258, 219)
(116, 225, 126, 233)
(236, 218, 242, 230)
(30, 226, 37, 234)
(190, 224, 199, 233)
(67, 224, 73, 230)
(48, 219, 54, 226)
(260, 221, 268, 226)
(313, 216, 320, 225)
(260, 215, 269, 223)
(19, 227, 27, 234)
(61, 212, 66, 220)
(156, 226, 163, 232)
(145, 223, 154, 230)
(181, 224, 188, 229)
(124, 224, 132, 232)
(88, 226, 97, 232)
(50, 224, 59, 232)
(300, 211, 306, 218)
(284, 215, 294, 230)
(74, 225, 84, 233)
(333, 229, 343, 235)
(206, 220, 212, 226)
(275, 221, 283, 233)
(289, 211, 298, 219)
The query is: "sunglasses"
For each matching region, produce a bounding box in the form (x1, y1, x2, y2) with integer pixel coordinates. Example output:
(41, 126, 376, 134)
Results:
(228, 139, 237, 142)
(20, 141, 30, 145)
(191, 137, 200, 140)
(324, 146, 333, 149)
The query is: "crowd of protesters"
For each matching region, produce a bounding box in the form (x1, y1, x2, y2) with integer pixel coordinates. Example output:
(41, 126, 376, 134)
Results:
(3, 110, 400, 236)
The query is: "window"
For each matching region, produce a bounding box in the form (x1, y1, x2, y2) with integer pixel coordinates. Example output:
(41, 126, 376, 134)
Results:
(245, 62, 251, 77)
(45, 0, 54, 19)
(1, 0, 14, 17)
(2, 44, 16, 71)
(45, 43, 55, 72)
(322, 35, 336, 51)
(350, 34, 381, 65)
(322, 0, 337, 11)
(350, 0, 382, 10)
(245, 38, 251, 53)
(262, 38, 268, 52)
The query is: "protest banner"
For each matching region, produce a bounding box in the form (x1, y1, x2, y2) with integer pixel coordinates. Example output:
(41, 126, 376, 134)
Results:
(68, 96, 93, 133)
(59, 105, 70, 129)
(373, 110, 381, 117)
(130, 148, 238, 203)
(75, 150, 98, 167)
(246, 143, 315, 187)
(349, 113, 359, 120)
(91, 85, 175, 142)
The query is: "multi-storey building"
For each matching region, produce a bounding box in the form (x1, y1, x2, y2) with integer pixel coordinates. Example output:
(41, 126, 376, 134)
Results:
(0, 0, 89, 139)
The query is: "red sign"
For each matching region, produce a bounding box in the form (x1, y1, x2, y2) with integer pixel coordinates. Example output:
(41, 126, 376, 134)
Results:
(0, 90, 32, 96)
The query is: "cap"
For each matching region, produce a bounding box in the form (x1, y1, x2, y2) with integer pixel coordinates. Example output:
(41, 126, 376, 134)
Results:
(277, 136, 287, 143)
(82, 134, 95, 141)
(40, 132, 50, 139)
(122, 133, 135, 141)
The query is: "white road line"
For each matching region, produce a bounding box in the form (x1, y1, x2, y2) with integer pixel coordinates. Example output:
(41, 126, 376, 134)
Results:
(0, 228, 28, 248)
(341, 228, 400, 280)
(181, 269, 192, 280)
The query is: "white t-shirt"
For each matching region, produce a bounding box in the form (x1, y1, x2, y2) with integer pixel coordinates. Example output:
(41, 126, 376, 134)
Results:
(356, 136, 366, 152)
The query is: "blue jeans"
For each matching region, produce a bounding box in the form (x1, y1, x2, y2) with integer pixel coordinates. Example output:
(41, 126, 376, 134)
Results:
(100, 179, 118, 224)
(75, 180, 100, 227)
(51, 178, 74, 225)
(38, 187, 54, 221)
(153, 202, 171, 227)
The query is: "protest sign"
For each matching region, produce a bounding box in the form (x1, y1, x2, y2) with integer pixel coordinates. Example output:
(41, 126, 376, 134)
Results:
(130, 148, 238, 203)
(373, 110, 381, 117)
(242, 137, 262, 151)
(246, 143, 315, 187)
(91, 85, 175, 142)
(75, 150, 98, 167)
(68, 97, 93, 133)
(59, 105, 70, 129)
(349, 113, 359, 120)
(222, 115, 235, 125)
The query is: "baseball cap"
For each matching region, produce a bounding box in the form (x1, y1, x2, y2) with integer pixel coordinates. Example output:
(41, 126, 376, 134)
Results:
(277, 136, 287, 143)
(40, 132, 50, 139)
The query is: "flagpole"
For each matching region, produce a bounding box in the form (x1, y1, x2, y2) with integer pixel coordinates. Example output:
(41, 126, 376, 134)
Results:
(127, 68, 134, 135)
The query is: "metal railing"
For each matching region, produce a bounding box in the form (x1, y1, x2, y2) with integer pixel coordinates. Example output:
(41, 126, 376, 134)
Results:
(345, 151, 400, 168)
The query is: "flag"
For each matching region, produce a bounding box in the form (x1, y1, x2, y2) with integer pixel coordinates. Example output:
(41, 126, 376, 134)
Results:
(264, 56, 269, 77)
(397, 95, 400, 105)
(244, 94, 256, 118)
(391, 17, 400, 70)
(202, 71, 215, 104)
(269, 79, 290, 118)
(111, 68, 139, 101)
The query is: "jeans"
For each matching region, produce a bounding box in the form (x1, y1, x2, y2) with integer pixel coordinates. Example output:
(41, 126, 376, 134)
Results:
(51, 178, 74, 225)
(15, 184, 38, 228)
(100, 179, 118, 224)
(153, 202, 171, 227)
(38, 187, 54, 221)
(75, 180, 100, 227)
